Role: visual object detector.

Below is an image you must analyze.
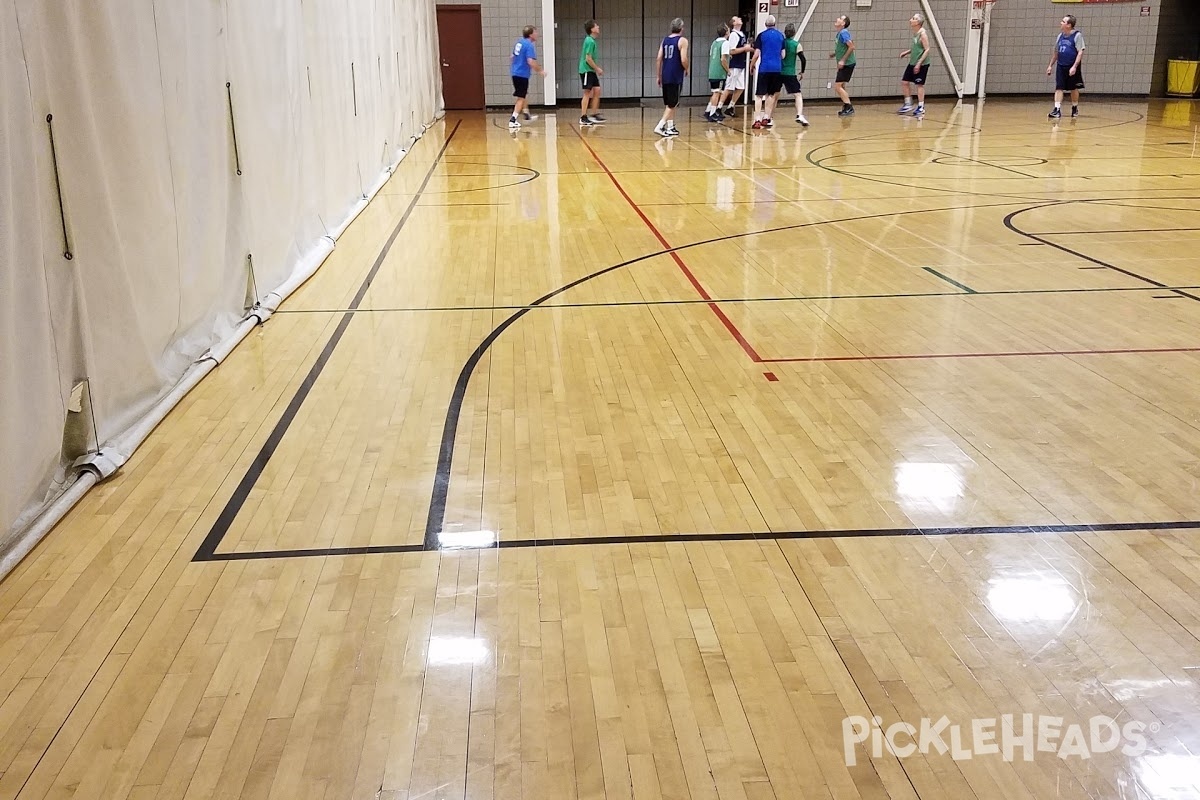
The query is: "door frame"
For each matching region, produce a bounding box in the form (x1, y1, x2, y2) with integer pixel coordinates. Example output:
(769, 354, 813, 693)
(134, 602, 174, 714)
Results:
(436, 4, 486, 110)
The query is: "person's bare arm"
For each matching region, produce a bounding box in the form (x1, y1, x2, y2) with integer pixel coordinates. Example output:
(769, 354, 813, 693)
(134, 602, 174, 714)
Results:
(681, 37, 690, 73)
(587, 53, 602, 75)
(527, 57, 543, 76)
(656, 43, 664, 86)
(915, 31, 929, 67)
(839, 40, 855, 66)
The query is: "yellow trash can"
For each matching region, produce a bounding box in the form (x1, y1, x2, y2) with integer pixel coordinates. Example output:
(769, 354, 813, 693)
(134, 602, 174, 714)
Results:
(1167, 60, 1200, 97)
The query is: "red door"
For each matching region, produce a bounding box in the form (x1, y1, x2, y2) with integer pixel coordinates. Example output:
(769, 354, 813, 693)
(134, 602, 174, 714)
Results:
(436, 5, 485, 110)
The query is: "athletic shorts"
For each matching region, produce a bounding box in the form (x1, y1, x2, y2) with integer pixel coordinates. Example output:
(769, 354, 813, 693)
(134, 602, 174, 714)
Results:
(782, 74, 802, 95)
(663, 83, 682, 108)
(725, 68, 747, 91)
(511, 76, 530, 98)
(709, 78, 726, 91)
(580, 71, 600, 90)
(1056, 64, 1084, 91)
(756, 72, 783, 97)
(835, 63, 856, 83)
(902, 63, 930, 85)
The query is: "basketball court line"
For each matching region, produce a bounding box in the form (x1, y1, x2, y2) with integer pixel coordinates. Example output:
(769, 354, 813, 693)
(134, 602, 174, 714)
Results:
(192, 112, 1200, 563)
(761, 346, 1200, 364)
(191, 519, 1200, 561)
(268, 281, 1200, 316)
(192, 121, 462, 562)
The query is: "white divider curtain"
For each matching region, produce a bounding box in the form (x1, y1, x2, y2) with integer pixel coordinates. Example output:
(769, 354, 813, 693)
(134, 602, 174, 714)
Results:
(1, 0, 442, 541)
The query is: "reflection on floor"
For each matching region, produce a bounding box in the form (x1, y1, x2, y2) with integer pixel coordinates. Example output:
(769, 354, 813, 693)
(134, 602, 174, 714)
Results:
(3, 100, 1200, 799)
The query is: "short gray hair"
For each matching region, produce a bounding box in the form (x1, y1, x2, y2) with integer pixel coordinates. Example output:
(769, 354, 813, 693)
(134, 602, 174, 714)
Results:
(912, 12, 924, 23)
(671, 17, 684, 33)
(765, 14, 776, 27)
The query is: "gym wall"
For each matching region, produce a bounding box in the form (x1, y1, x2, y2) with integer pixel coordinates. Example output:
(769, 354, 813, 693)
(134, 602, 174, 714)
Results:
(439, 0, 550, 106)
(987, 0, 1158, 94)
(1, 0, 442, 547)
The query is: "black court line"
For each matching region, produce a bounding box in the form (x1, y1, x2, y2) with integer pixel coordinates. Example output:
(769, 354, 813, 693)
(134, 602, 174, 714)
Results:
(1004, 204, 1200, 303)
(1034, 227, 1200, 235)
(922, 267, 978, 294)
(191, 121, 461, 563)
(195, 519, 1200, 559)
(194, 158, 1200, 563)
(929, 149, 1039, 179)
(268, 282, 1200, 316)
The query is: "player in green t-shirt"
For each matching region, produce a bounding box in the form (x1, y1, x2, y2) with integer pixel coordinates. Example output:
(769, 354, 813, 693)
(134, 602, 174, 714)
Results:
(781, 24, 808, 126)
(579, 21, 605, 126)
(898, 13, 931, 117)
(830, 15, 856, 116)
(704, 23, 730, 122)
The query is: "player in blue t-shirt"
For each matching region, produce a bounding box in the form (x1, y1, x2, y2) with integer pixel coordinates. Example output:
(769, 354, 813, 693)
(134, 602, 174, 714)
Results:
(509, 26, 544, 129)
(751, 15, 785, 129)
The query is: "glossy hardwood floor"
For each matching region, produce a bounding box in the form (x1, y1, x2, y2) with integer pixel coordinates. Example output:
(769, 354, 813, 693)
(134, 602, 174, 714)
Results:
(3, 99, 1200, 799)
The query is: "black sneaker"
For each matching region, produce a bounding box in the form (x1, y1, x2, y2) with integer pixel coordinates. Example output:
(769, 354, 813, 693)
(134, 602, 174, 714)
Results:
(580, 116, 595, 126)
(723, 107, 737, 117)
(837, 106, 855, 117)
(1070, 106, 1079, 118)
(591, 114, 607, 123)
(1048, 107, 1062, 119)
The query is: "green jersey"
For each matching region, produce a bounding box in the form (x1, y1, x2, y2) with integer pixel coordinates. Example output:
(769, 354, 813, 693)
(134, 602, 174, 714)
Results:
(709, 38, 727, 80)
(579, 35, 598, 74)
(782, 39, 800, 76)
(909, 29, 927, 66)
(834, 29, 855, 66)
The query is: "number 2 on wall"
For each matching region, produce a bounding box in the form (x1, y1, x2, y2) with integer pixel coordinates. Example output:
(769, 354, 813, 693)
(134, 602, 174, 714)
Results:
(759, 2, 768, 12)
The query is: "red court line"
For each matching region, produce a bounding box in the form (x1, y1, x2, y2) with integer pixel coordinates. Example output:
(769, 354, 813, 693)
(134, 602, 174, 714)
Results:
(575, 134, 764, 363)
(763, 345, 1200, 363)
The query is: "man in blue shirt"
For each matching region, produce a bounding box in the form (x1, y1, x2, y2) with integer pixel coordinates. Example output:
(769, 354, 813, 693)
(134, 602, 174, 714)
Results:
(1046, 15, 1085, 119)
(751, 15, 785, 129)
(509, 26, 544, 129)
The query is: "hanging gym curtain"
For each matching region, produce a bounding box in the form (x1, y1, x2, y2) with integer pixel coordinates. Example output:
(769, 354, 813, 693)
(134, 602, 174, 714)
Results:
(1, 0, 443, 551)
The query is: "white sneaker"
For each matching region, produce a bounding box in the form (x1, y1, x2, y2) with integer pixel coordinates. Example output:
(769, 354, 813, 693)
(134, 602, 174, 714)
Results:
(654, 122, 668, 137)
(897, 103, 914, 114)
(796, 114, 809, 126)
(508, 118, 521, 129)
(666, 126, 680, 136)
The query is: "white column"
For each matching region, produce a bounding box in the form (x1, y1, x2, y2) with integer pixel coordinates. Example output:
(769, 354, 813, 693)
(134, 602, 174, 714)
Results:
(541, 0, 556, 105)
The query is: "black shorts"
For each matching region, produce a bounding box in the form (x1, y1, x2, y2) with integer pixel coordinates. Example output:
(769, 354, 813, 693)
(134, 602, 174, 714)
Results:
(580, 72, 600, 90)
(709, 78, 725, 91)
(756, 72, 783, 97)
(663, 83, 682, 108)
(511, 76, 530, 98)
(835, 63, 856, 84)
(902, 63, 930, 85)
(782, 75, 802, 95)
(1056, 64, 1084, 91)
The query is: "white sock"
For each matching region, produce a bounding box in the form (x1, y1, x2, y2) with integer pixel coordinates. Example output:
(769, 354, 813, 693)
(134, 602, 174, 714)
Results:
(903, 96, 911, 105)
(1055, 102, 1061, 109)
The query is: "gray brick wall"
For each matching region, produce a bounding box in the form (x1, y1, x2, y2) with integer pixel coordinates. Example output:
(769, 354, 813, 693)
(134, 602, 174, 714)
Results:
(441, 0, 1171, 106)
(440, 0, 547, 106)
(987, 0, 1158, 94)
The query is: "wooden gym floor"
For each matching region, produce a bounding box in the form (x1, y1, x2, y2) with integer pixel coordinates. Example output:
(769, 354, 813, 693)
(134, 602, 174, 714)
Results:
(3, 98, 1200, 799)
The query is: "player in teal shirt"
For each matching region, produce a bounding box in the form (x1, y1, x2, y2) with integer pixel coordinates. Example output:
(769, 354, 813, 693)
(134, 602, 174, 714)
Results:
(830, 15, 856, 116)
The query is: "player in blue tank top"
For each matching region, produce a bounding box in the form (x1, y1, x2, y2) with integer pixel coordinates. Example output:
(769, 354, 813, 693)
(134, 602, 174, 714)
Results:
(654, 18, 690, 137)
(1046, 14, 1085, 119)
